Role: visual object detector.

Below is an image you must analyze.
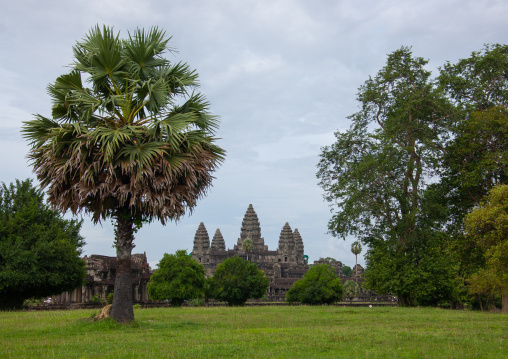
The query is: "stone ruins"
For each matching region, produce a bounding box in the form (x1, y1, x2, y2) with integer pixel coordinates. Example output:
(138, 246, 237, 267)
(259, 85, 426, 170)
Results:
(191, 204, 310, 301)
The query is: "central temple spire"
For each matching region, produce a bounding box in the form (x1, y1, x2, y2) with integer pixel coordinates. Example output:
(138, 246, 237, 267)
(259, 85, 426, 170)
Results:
(237, 204, 266, 251)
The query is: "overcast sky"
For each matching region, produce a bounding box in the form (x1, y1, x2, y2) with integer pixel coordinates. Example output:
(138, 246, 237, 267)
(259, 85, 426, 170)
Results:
(1, 0, 507, 269)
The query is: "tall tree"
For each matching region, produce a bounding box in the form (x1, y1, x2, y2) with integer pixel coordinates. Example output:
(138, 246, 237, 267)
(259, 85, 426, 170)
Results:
(436, 44, 508, 301)
(351, 241, 362, 283)
(23, 26, 225, 322)
(0, 179, 85, 309)
(317, 47, 453, 306)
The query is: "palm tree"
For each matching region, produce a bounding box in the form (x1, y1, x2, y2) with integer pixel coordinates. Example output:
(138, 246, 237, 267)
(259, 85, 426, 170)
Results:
(22, 26, 225, 323)
(242, 238, 253, 261)
(351, 241, 362, 284)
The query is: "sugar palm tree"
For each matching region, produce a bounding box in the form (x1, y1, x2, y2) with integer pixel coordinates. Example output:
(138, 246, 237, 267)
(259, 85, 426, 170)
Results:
(23, 26, 225, 322)
(351, 241, 362, 284)
(242, 238, 253, 261)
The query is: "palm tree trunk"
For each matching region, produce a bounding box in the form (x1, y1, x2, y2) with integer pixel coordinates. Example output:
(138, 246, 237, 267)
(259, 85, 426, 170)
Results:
(355, 254, 358, 284)
(110, 214, 135, 323)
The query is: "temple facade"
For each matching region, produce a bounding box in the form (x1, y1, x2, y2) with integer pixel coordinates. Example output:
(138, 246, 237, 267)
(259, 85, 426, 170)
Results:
(52, 253, 151, 306)
(191, 204, 309, 301)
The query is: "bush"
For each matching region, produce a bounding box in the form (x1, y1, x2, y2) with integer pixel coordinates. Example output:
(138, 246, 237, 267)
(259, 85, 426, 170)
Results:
(0, 179, 86, 309)
(148, 250, 206, 307)
(207, 256, 269, 306)
(106, 292, 114, 304)
(286, 264, 343, 305)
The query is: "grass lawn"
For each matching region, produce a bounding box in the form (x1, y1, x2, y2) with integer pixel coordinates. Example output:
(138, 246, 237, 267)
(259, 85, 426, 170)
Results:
(0, 306, 506, 358)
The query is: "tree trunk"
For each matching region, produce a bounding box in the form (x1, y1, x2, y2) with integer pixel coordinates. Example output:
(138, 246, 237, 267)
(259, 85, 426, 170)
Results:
(355, 254, 358, 284)
(502, 293, 508, 314)
(398, 293, 412, 307)
(110, 214, 135, 323)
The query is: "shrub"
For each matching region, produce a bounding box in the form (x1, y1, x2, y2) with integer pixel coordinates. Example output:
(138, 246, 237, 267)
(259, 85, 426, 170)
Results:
(286, 264, 343, 305)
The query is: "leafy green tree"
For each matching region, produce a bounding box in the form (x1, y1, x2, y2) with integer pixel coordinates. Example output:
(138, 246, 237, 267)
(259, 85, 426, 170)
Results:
(0, 179, 85, 309)
(286, 264, 343, 305)
(207, 256, 269, 306)
(23, 26, 224, 322)
(342, 265, 353, 277)
(317, 47, 452, 306)
(343, 280, 360, 304)
(436, 44, 508, 306)
(148, 250, 205, 306)
(464, 184, 508, 313)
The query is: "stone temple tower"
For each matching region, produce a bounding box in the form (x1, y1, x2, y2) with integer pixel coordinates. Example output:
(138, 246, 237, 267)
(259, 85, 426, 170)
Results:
(236, 204, 268, 252)
(293, 228, 305, 264)
(192, 222, 210, 264)
(277, 222, 297, 263)
(211, 228, 226, 252)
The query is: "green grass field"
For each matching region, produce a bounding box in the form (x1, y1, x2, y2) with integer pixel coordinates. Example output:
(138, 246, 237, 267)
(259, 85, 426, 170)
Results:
(0, 306, 506, 358)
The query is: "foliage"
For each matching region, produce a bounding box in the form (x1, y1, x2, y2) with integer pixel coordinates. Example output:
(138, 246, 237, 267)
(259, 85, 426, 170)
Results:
(22, 25, 224, 322)
(343, 280, 361, 301)
(286, 264, 343, 305)
(342, 265, 353, 277)
(318, 257, 337, 263)
(242, 238, 253, 252)
(242, 238, 253, 260)
(107, 292, 114, 304)
(351, 241, 362, 256)
(92, 294, 104, 305)
(207, 256, 269, 306)
(434, 44, 508, 306)
(464, 184, 508, 311)
(22, 25, 225, 225)
(148, 250, 205, 307)
(317, 47, 452, 305)
(0, 179, 85, 310)
(363, 233, 456, 306)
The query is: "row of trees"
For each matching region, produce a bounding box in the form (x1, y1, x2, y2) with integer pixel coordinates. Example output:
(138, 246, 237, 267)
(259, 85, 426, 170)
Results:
(148, 251, 269, 306)
(317, 44, 508, 309)
(148, 251, 348, 306)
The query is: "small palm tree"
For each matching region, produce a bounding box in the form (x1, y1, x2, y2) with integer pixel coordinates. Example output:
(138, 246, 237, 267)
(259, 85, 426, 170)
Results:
(351, 241, 362, 284)
(242, 238, 253, 261)
(23, 26, 225, 322)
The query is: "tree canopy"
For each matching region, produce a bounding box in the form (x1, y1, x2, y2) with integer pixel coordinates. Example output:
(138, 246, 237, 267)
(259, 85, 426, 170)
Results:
(318, 43, 508, 308)
(464, 184, 508, 312)
(148, 250, 205, 306)
(207, 256, 269, 306)
(22, 26, 225, 322)
(0, 179, 85, 309)
(317, 47, 453, 306)
(286, 264, 343, 305)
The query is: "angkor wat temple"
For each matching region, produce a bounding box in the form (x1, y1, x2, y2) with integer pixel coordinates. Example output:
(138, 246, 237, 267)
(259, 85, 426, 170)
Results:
(50, 204, 368, 306)
(191, 204, 311, 301)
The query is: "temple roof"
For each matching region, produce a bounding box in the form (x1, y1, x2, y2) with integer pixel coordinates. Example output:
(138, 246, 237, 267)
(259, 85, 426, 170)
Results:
(278, 222, 296, 253)
(237, 204, 265, 250)
(193, 222, 210, 252)
(211, 228, 226, 251)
